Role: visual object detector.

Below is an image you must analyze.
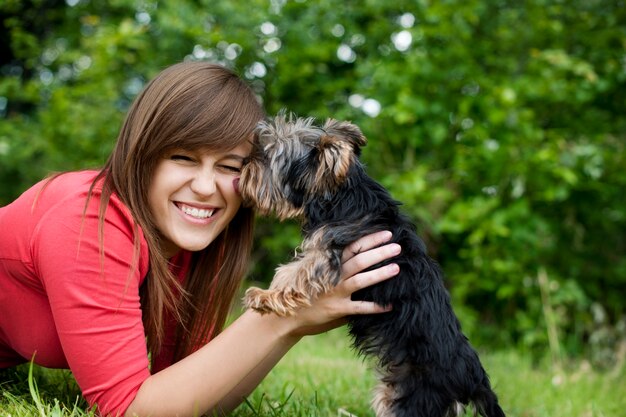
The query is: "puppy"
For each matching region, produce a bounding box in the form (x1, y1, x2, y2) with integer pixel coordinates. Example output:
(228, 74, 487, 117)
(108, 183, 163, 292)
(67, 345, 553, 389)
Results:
(239, 114, 506, 417)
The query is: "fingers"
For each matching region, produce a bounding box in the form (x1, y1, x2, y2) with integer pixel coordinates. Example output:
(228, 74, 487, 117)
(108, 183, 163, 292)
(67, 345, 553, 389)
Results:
(348, 301, 393, 315)
(341, 230, 393, 263)
(343, 263, 399, 294)
(341, 240, 401, 280)
(338, 232, 400, 317)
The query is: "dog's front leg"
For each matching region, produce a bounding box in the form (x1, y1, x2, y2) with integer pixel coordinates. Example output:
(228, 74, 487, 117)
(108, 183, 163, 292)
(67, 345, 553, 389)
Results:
(244, 228, 341, 316)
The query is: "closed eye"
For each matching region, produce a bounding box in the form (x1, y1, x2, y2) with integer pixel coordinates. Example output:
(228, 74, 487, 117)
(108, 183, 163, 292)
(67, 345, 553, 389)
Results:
(219, 164, 242, 173)
(170, 154, 195, 162)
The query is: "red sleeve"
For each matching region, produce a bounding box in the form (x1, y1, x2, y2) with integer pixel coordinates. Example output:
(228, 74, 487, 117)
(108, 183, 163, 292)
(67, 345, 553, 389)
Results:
(32, 190, 151, 416)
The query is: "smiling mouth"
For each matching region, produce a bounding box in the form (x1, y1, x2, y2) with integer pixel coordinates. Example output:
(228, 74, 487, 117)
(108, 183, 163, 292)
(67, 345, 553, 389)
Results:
(177, 203, 216, 219)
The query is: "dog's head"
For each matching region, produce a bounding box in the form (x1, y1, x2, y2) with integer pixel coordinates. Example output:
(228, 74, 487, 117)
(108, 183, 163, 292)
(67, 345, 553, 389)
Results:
(239, 113, 367, 220)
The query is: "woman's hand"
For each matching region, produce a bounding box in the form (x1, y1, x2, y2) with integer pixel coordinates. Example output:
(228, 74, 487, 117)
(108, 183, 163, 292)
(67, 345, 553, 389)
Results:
(286, 230, 401, 337)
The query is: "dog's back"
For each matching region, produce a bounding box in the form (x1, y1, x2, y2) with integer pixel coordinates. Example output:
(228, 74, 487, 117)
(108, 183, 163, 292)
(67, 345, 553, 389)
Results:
(305, 164, 505, 417)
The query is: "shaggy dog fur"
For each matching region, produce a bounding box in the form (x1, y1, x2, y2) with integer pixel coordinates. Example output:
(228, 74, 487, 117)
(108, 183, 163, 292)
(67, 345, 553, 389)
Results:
(239, 114, 506, 417)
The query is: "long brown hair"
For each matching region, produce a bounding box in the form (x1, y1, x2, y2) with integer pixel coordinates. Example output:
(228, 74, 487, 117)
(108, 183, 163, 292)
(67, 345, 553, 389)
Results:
(91, 61, 264, 360)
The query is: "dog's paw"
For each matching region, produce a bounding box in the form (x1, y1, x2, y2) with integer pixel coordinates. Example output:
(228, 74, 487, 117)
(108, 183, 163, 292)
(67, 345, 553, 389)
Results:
(243, 287, 276, 314)
(244, 287, 310, 316)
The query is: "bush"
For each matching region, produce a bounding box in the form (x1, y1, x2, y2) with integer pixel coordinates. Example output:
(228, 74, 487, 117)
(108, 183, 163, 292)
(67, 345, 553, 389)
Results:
(1, 0, 624, 360)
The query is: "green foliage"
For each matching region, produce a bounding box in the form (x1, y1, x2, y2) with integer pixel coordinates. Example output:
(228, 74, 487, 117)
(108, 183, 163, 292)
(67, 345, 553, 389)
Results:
(1, 0, 624, 361)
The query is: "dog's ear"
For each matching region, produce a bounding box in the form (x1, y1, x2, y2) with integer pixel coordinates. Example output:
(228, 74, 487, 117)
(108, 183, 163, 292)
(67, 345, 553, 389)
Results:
(310, 119, 366, 192)
(321, 119, 367, 152)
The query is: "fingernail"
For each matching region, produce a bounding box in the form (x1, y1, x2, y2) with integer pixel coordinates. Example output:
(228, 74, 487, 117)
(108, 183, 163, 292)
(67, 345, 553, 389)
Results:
(390, 243, 401, 255)
(388, 263, 400, 274)
(381, 230, 393, 240)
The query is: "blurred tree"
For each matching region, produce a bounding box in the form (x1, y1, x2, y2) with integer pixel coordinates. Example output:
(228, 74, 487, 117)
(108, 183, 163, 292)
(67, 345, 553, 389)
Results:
(1, 0, 624, 363)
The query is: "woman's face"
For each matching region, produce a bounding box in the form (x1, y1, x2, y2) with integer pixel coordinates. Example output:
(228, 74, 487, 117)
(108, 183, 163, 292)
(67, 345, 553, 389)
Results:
(148, 141, 252, 258)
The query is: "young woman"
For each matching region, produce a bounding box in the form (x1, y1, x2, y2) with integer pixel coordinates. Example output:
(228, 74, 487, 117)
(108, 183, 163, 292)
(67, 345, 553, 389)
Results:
(0, 61, 401, 417)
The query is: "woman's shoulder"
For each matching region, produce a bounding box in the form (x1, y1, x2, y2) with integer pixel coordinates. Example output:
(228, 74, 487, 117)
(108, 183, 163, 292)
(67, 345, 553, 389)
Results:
(1, 170, 100, 233)
(37, 170, 102, 201)
(41, 171, 150, 276)
(1, 170, 150, 287)
(31, 170, 132, 223)
(6, 170, 102, 211)
(5, 170, 148, 261)
(35, 170, 146, 247)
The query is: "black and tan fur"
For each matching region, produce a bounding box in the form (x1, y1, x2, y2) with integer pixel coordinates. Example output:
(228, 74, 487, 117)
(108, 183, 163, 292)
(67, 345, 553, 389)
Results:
(239, 114, 506, 417)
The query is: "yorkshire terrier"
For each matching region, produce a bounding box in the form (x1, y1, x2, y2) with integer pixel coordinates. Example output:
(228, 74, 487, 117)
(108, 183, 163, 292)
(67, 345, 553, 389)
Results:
(239, 114, 506, 417)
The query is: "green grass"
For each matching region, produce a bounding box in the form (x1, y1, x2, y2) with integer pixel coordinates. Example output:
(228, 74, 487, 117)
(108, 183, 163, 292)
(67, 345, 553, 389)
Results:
(1, 328, 624, 417)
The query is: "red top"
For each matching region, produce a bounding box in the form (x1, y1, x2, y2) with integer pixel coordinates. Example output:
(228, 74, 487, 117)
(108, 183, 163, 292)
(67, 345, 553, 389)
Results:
(0, 171, 191, 416)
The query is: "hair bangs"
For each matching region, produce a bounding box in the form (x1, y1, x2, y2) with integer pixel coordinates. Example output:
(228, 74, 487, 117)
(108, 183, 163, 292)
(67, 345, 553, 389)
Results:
(163, 71, 264, 155)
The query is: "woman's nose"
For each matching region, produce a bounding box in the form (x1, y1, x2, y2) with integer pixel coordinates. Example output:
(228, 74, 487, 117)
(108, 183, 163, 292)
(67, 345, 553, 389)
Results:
(190, 168, 217, 196)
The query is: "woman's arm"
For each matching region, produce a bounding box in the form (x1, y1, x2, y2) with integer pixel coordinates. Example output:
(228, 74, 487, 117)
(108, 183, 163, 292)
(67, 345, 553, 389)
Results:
(126, 231, 401, 417)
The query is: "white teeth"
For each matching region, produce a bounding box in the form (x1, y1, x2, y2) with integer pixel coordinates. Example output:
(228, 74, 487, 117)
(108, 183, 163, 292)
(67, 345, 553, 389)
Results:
(180, 204, 214, 219)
